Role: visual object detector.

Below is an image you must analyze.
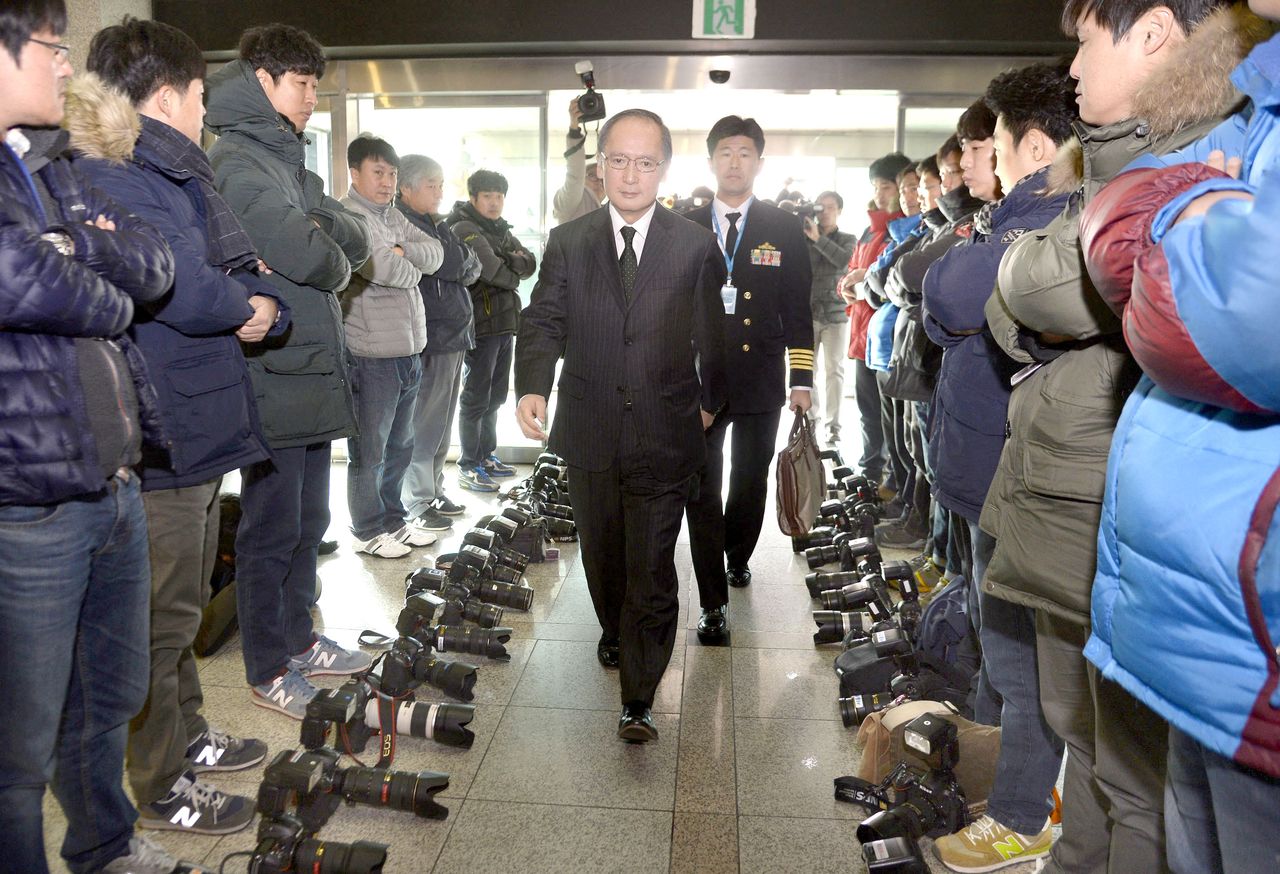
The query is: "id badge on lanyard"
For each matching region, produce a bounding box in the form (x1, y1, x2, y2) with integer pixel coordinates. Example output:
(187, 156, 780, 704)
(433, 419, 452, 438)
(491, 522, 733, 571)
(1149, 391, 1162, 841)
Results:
(713, 208, 746, 316)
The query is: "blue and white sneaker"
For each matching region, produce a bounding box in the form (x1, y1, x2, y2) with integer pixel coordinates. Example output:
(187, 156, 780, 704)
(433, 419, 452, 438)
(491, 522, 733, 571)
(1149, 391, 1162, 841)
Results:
(290, 635, 373, 677)
(250, 669, 317, 720)
(137, 771, 254, 835)
(484, 454, 517, 477)
(460, 465, 499, 492)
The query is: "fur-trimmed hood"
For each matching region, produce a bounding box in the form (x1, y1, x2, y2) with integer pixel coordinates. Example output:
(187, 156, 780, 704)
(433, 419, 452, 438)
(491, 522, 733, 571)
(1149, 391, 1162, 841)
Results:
(1046, 4, 1271, 195)
(63, 72, 139, 164)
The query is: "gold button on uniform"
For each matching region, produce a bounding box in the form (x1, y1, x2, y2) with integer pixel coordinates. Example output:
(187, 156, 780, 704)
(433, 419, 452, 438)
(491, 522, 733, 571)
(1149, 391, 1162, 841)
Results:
(744, 318, 752, 326)
(744, 291, 753, 300)
(742, 344, 750, 352)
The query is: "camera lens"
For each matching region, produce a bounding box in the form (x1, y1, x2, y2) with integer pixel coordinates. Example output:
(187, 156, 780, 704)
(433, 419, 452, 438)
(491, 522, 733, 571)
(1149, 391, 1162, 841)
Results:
(419, 655, 478, 701)
(434, 624, 512, 661)
(488, 564, 523, 585)
(839, 692, 894, 728)
(542, 516, 576, 537)
(805, 544, 841, 570)
(333, 766, 451, 820)
(366, 698, 476, 749)
(475, 579, 534, 611)
(813, 611, 861, 645)
(293, 837, 388, 874)
(490, 544, 529, 573)
(857, 806, 924, 845)
(804, 569, 859, 599)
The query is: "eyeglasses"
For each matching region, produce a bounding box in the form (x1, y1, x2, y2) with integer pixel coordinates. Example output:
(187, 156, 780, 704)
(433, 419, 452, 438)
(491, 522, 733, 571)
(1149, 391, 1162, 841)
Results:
(603, 154, 665, 174)
(27, 36, 70, 64)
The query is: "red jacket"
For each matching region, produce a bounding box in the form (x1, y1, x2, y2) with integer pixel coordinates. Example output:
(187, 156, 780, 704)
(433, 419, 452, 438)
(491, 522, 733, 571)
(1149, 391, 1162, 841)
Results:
(846, 209, 901, 360)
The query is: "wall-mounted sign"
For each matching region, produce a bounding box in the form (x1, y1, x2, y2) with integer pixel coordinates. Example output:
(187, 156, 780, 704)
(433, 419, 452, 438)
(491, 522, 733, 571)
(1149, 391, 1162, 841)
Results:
(693, 0, 756, 39)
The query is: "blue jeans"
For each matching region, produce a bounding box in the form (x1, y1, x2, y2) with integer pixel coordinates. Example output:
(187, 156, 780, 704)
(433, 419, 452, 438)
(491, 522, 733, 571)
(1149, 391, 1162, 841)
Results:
(348, 354, 422, 541)
(458, 334, 512, 470)
(236, 443, 329, 686)
(979, 586, 1065, 834)
(967, 520, 1002, 725)
(401, 349, 465, 516)
(1166, 726, 1280, 874)
(0, 474, 151, 874)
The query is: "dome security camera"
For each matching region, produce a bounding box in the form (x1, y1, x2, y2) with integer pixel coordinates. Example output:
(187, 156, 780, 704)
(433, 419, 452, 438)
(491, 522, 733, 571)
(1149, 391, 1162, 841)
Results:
(709, 69, 731, 85)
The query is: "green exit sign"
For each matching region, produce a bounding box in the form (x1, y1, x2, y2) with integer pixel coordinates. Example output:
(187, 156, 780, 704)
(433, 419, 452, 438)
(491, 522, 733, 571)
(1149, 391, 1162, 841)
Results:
(693, 0, 756, 39)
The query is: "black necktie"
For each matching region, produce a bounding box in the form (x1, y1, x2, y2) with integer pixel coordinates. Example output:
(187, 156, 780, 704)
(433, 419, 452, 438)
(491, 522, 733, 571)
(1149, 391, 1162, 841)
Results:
(619, 226, 638, 302)
(724, 211, 741, 260)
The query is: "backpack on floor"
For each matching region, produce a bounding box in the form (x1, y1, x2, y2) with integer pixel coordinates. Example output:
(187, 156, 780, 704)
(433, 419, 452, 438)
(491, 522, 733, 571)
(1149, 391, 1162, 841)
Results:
(916, 574, 970, 666)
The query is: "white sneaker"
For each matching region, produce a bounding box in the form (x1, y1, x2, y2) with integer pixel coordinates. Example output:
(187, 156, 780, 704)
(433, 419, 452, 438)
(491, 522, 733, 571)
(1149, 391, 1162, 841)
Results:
(354, 532, 412, 558)
(392, 523, 437, 548)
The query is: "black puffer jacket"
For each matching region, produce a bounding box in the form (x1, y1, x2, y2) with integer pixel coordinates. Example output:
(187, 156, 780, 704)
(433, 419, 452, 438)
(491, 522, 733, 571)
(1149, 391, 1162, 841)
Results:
(398, 200, 480, 354)
(205, 60, 371, 449)
(445, 200, 536, 337)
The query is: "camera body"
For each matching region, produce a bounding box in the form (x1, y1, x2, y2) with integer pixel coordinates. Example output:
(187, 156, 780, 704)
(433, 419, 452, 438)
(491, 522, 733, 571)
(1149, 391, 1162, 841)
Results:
(249, 812, 389, 874)
(783, 200, 826, 222)
(575, 60, 606, 124)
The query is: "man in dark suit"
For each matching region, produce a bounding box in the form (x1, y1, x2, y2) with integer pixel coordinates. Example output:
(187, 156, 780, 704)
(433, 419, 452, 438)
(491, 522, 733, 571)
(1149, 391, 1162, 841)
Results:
(515, 109, 727, 743)
(684, 116, 814, 641)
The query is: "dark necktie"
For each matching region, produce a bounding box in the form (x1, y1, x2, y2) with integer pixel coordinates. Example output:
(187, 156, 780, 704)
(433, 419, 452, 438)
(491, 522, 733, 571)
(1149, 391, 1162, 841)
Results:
(724, 211, 741, 260)
(619, 226, 638, 302)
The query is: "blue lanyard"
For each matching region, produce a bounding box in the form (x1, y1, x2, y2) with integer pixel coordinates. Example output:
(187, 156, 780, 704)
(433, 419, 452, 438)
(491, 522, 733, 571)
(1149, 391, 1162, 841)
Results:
(711, 205, 748, 279)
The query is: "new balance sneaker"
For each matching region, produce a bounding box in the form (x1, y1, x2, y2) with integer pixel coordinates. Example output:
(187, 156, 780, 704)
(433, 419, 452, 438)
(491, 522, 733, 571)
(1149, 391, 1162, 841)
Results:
(875, 519, 928, 551)
(431, 495, 466, 516)
(137, 772, 254, 836)
(933, 814, 1053, 873)
(250, 668, 317, 720)
(353, 531, 412, 558)
(186, 726, 267, 773)
(392, 523, 437, 548)
(102, 835, 192, 874)
(459, 465, 499, 492)
(408, 507, 453, 531)
(909, 553, 944, 594)
(290, 635, 373, 677)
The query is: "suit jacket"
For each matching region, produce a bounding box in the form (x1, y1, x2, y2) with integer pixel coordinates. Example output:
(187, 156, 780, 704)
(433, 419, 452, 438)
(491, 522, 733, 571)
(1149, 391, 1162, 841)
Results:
(515, 204, 727, 482)
(687, 200, 814, 414)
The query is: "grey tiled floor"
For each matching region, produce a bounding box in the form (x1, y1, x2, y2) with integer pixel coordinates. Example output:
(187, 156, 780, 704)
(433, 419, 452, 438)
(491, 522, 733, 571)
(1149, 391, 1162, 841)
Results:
(40, 413, 1046, 873)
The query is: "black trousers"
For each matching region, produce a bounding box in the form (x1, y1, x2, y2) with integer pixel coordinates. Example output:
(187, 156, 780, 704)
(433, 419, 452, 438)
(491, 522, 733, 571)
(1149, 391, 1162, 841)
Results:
(566, 420, 694, 707)
(853, 358, 886, 480)
(686, 406, 783, 610)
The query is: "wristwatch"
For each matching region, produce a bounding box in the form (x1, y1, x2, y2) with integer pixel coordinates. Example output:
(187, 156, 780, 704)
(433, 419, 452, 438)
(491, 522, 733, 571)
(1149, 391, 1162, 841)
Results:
(40, 230, 75, 257)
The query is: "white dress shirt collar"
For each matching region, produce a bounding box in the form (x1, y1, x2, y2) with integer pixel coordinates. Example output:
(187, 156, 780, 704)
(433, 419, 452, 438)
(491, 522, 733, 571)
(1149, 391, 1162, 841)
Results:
(609, 201, 658, 264)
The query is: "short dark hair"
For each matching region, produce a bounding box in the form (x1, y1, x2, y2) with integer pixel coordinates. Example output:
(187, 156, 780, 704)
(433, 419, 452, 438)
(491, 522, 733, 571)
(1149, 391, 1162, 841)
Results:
(817, 190, 844, 210)
(87, 17, 205, 107)
(916, 155, 941, 179)
(599, 108, 674, 164)
(1061, 0, 1233, 40)
(0, 0, 66, 63)
(706, 115, 766, 156)
(956, 99, 997, 144)
(238, 23, 325, 83)
(347, 135, 398, 169)
(896, 164, 920, 185)
(984, 61, 1078, 147)
(868, 152, 913, 184)
(468, 169, 508, 197)
(936, 135, 962, 165)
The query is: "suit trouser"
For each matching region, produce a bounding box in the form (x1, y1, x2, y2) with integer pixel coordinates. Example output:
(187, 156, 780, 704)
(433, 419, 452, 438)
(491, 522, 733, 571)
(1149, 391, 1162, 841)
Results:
(401, 349, 465, 516)
(127, 479, 219, 804)
(1036, 610, 1170, 874)
(877, 371, 912, 503)
(687, 406, 783, 608)
(566, 419, 694, 707)
(853, 358, 886, 480)
(811, 320, 847, 438)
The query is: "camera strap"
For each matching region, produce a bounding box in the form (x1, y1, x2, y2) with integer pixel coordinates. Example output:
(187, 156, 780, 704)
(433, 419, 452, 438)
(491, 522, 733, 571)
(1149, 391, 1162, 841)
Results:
(375, 693, 399, 769)
(834, 774, 892, 812)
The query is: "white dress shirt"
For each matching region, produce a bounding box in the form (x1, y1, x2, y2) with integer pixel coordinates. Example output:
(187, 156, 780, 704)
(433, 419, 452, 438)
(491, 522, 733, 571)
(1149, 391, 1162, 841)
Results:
(609, 201, 658, 264)
(711, 195, 754, 255)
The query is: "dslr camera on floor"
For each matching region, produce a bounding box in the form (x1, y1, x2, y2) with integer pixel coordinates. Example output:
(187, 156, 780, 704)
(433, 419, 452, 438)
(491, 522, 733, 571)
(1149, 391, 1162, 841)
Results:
(834, 712, 970, 871)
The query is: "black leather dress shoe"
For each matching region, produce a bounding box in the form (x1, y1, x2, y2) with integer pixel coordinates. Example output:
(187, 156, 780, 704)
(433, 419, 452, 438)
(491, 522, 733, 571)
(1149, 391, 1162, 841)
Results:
(597, 636, 620, 669)
(617, 703, 658, 743)
(696, 605, 728, 641)
(726, 566, 752, 588)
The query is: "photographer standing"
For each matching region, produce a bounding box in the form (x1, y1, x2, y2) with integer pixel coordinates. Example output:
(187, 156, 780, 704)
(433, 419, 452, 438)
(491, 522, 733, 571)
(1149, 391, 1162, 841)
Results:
(552, 99, 605, 225)
(804, 191, 855, 445)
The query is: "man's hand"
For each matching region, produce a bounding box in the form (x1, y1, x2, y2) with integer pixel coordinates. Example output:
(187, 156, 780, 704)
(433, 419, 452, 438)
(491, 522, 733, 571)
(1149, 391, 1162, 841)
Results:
(1177, 149, 1254, 225)
(517, 394, 549, 441)
(392, 245, 406, 257)
(237, 295, 278, 343)
(839, 268, 866, 304)
(789, 389, 812, 414)
(803, 217, 820, 242)
(87, 215, 116, 232)
(256, 259, 273, 275)
(569, 98, 583, 131)
(701, 409, 716, 430)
